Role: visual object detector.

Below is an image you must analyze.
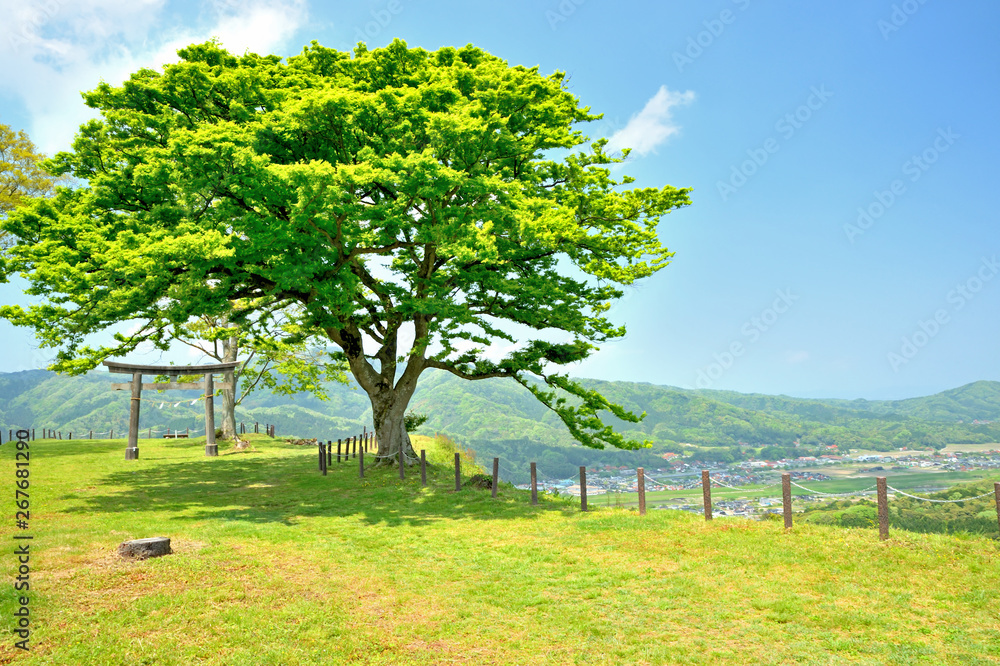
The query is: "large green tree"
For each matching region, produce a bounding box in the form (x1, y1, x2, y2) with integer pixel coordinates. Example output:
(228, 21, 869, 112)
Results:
(1, 40, 690, 462)
(0, 121, 58, 249)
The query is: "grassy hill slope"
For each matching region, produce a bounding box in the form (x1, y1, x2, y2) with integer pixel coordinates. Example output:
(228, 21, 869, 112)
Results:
(1, 434, 997, 664)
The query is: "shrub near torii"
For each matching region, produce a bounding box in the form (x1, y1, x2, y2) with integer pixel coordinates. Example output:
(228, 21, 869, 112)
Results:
(0, 40, 691, 462)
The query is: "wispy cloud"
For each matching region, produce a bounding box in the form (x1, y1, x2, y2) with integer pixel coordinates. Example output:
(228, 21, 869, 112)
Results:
(606, 85, 695, 158)
(786, 350, 810, 364)
(0, 0, 309, 154)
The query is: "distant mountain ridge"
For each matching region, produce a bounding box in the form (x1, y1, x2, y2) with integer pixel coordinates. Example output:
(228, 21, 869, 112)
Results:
(1, 370, 998, 453)
(695, 380, 1000, 424)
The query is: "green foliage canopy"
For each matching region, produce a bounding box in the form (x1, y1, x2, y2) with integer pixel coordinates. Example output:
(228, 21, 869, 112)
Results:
(0, 39, 691, 449)
(0, 121, 57, 249)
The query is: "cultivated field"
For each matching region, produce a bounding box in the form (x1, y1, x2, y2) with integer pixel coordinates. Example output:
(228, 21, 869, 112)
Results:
(0, 434, 998, 664)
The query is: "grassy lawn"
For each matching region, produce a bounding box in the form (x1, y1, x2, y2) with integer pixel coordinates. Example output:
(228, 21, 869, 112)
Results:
(1, 434, 998, 664)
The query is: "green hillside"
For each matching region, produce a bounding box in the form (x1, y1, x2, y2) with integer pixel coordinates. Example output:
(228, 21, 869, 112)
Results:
(2, 370, 999, 459)
(699, 380, 1000, 424)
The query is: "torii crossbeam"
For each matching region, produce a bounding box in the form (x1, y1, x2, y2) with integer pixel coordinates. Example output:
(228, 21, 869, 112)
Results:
(104, 361, 241, 459)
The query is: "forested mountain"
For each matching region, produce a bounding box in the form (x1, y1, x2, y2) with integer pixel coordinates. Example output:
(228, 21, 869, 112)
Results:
(694, 380, 1000, 424)
(1, 370, 998, 459)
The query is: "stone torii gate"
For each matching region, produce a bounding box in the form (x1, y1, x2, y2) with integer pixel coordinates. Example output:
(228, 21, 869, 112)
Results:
(104, 361, 241, 459)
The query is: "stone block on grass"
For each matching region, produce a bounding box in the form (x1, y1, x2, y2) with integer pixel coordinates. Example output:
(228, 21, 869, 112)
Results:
(118, 537, 172, 560)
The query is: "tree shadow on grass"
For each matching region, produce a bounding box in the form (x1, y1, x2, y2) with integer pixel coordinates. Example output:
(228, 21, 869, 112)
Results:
(58, 449, 579, 528)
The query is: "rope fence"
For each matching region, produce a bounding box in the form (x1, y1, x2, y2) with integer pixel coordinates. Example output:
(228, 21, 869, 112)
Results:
(25, 420, 997, 543)
(2, 420, 279, 443)
(790, 481, 878, 497)
(885, 485, 996, 503)
(308, 446, 1000, 540)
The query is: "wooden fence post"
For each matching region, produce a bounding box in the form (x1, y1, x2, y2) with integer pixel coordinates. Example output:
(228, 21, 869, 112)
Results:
(995, 483, 1000, 537)
(399, 448, 405, 480)
(353, 436, 358, 459)
(530, 462, 538, 506)
(492, 458, 499, 498)
(638, 468, 646, 516)
(702, 470, 712, 521)
(877, 477, 889, 540)
(579, 466, 588, 512)
(454, 452, 461, 491)
(327, 440, 332, 467)
(255, 422, 258, 433)
(420, 450, 427, 487)
(359, 446, 365, 478)
(782, 473, 793, 529)
(320, 443, 327, 476)
(337, 439, 342, 463)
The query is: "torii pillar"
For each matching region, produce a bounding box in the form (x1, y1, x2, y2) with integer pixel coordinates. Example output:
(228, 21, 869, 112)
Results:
(104, 361, 241, 459)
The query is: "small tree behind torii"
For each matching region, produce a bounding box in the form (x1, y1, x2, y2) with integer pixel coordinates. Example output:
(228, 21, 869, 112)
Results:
(156, 308, 348, 439)
(0, 40, 691, 463)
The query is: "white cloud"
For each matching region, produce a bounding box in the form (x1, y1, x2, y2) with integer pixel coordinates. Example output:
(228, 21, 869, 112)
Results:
(605, 85, 695, 158)
(0, 0, 309, 154)
(210, 1, 306, 55)
(786, 350, 810, 364)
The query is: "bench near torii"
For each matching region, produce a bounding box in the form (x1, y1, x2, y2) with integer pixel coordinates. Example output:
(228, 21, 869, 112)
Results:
(104, 361, 240, 459)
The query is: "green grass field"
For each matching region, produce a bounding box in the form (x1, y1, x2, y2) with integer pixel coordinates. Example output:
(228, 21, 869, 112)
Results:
(1, 434, 998, 664)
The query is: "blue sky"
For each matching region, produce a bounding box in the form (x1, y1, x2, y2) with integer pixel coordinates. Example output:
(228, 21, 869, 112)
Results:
(0, 0, 997, 400)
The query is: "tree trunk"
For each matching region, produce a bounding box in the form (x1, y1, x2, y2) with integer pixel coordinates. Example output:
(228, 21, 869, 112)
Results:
(220, 335, 238, 439)
(370, 387, 418, 467)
